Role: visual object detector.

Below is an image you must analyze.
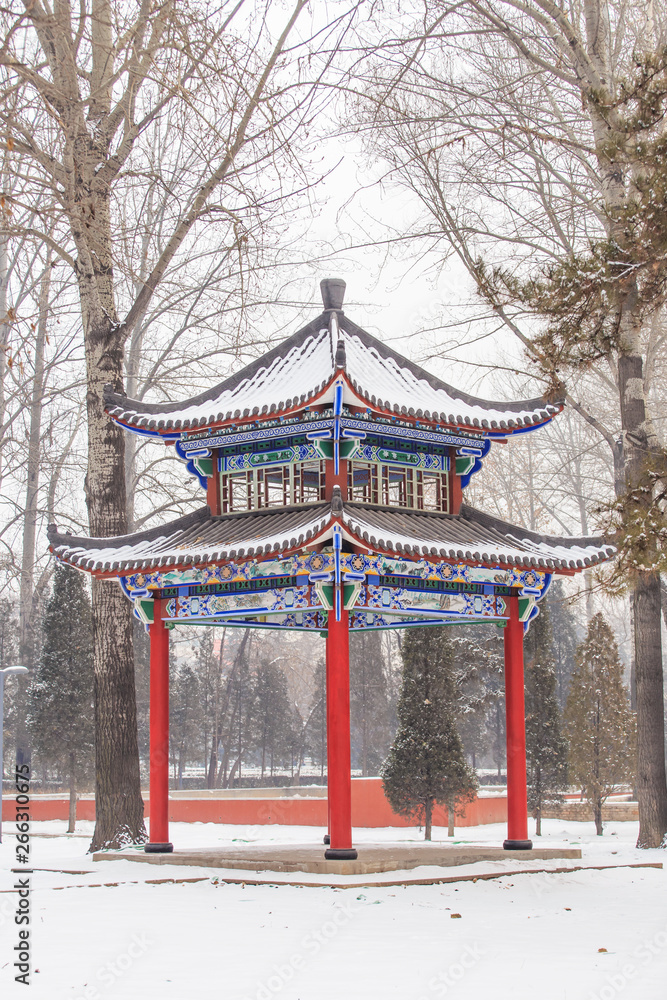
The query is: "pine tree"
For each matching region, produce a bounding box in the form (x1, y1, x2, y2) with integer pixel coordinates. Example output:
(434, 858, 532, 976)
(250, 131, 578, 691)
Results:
(28, 565, 95, 831)
(524, 605, 568, 835)
(450, 622, 505, 769)
(564, 614, 636, 835)
(304, 657, 327, 779)
(382, 627, 477, 840)
(0, 599, 19, 781)
(350, 630, 391, 775)
(133, 617, 150, 770)
(546, 580, 579, 709)
(253, 659, 297, 781)
(171, 661, 201, 788)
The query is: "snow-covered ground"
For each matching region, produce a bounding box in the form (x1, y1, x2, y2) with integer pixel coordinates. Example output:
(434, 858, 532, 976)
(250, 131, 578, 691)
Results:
(1, 818, 665, 999)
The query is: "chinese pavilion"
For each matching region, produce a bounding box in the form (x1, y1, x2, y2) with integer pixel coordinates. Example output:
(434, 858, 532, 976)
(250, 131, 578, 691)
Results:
(49, 279, 614, 860)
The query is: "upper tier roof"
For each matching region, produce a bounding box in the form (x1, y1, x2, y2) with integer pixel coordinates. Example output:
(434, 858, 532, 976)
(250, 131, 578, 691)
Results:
(48, 499, 614, 576)
(104, 280, 563, 436)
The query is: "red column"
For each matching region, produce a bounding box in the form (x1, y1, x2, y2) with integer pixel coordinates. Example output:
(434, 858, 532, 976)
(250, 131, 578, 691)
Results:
(449, 449, 462, 514)
(146, 599, 173, 853)
(324, 634, 332, 846)
(325, 610, 357, 859)
(206, 449, 221, 514)
(503, 593, 532, 850)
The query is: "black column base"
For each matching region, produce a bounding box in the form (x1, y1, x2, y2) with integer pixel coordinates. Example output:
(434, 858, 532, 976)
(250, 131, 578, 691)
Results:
(324, 847, 358, 860)
(503, 839, 533, 851)
(323, 834, 330, 845)
(145, 842, 174, 853)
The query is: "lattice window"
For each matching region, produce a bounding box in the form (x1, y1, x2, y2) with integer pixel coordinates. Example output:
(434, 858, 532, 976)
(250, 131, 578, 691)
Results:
(221, 461, 326, 512)
(348, 462, 449, 512)
(419, 470, 449, 512)
(223, 471, 253, 511)
(295, 460, 326, 504)
(348, 462, 379, 503)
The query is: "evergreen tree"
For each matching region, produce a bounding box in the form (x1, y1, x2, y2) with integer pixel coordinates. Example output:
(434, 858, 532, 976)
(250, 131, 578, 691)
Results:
(170, 661, 201, 788)
(564, 614, 636, 835)
(304, 657, 327, 779)
(546, 580, 579, 709)
(133, 617, 150, 773)
(27, 564, 95, 831)
(450, 622, 505, 769)
(253, 659, 297, 780)
(524, 606, 568, 835)
(350, 630, 391, 775)
(382, 627, 477, 840)
(0, 599, 19, 782)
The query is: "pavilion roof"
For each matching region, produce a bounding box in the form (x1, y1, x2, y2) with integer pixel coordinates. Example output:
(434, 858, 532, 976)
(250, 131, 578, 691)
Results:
(104, 281, 563, 437)
(48, 501, 614, 576)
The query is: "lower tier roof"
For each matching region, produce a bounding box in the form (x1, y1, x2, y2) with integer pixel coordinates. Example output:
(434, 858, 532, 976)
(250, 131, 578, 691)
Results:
(48, 501, 615, 576)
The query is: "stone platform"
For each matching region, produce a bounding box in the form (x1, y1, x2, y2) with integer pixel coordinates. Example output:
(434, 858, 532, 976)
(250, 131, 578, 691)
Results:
(94, 842, 582, 876)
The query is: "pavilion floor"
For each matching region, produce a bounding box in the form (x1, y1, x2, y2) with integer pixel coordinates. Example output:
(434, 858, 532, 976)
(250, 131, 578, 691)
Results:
(93, 842, 582, 878)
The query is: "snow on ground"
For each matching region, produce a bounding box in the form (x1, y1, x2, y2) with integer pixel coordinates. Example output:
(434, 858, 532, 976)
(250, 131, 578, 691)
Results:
(1, 818, 665, 1000)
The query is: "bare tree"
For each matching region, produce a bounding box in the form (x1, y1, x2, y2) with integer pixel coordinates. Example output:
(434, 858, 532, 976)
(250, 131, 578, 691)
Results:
(0, 0, 363, 848)
(348, 0, 667, 847)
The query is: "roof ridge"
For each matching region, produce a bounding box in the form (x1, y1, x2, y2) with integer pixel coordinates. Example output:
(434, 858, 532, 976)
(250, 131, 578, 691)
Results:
(339, 316, 563, 416)
(48, 505, 211, 549)
(49, 501, 336, 550)
(104, 313, 329, 418)
(460, 503, 612, 549)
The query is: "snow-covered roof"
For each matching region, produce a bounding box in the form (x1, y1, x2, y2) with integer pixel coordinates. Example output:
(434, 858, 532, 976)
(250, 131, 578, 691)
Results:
(341, 503, 616, 571)
(47, 505, 331, 574)
(104, 280, 563, 436)
(48, 500, 614, 576)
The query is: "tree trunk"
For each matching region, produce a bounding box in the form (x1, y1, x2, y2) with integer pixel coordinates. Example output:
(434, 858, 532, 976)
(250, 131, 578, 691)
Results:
(17, 252, 52, 772)
(593, 796, 603, 837)
(424, 797, 433, 841)
(615, 344, 667, 848)
(207, 730, 219, 789)
(79, 261, 145, 851)
(634, 571, 667, 847)
(445, 796, 454, 837)
(0, 227, 8, 488)
(89, 578, 145, 850)
(535, 807, 542, 837)
(68, 759, 77, 834)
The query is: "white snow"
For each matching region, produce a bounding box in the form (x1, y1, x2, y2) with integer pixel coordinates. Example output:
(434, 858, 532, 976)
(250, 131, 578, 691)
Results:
(1, 818, 665, 999)
(109, 324, 558, 432)
(342, 508, 613, 569)
(53, 508, 331, 572)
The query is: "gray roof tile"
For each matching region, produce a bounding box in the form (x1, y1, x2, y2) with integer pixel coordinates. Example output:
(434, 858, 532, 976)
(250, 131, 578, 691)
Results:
(48, 501, 613, 576)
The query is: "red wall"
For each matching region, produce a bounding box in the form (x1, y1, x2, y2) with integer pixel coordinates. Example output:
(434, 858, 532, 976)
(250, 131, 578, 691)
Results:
(2, 779, 507, 828)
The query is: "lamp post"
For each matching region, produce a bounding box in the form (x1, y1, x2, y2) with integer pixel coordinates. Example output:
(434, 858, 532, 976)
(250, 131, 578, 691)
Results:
(0, 666, 28, 844)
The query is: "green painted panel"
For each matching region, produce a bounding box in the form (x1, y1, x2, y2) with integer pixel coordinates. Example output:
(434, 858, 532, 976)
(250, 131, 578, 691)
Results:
(455, 456, 475, 476)
(194, 458, 213, 477)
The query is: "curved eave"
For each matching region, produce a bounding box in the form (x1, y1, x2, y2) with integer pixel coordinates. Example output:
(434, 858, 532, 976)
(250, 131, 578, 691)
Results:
(338, 503, 615, 575)
(47, 504, 336, 578)
(48, 502, 615, 580)
(103, 305, 564, 440)
(106, 371, 563, 442)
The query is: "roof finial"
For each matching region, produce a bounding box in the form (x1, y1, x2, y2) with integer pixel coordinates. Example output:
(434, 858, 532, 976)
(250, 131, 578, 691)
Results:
(320, 278, 346, 311)
(331, 485, 344, 513)
(335, 338, 346, 369)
